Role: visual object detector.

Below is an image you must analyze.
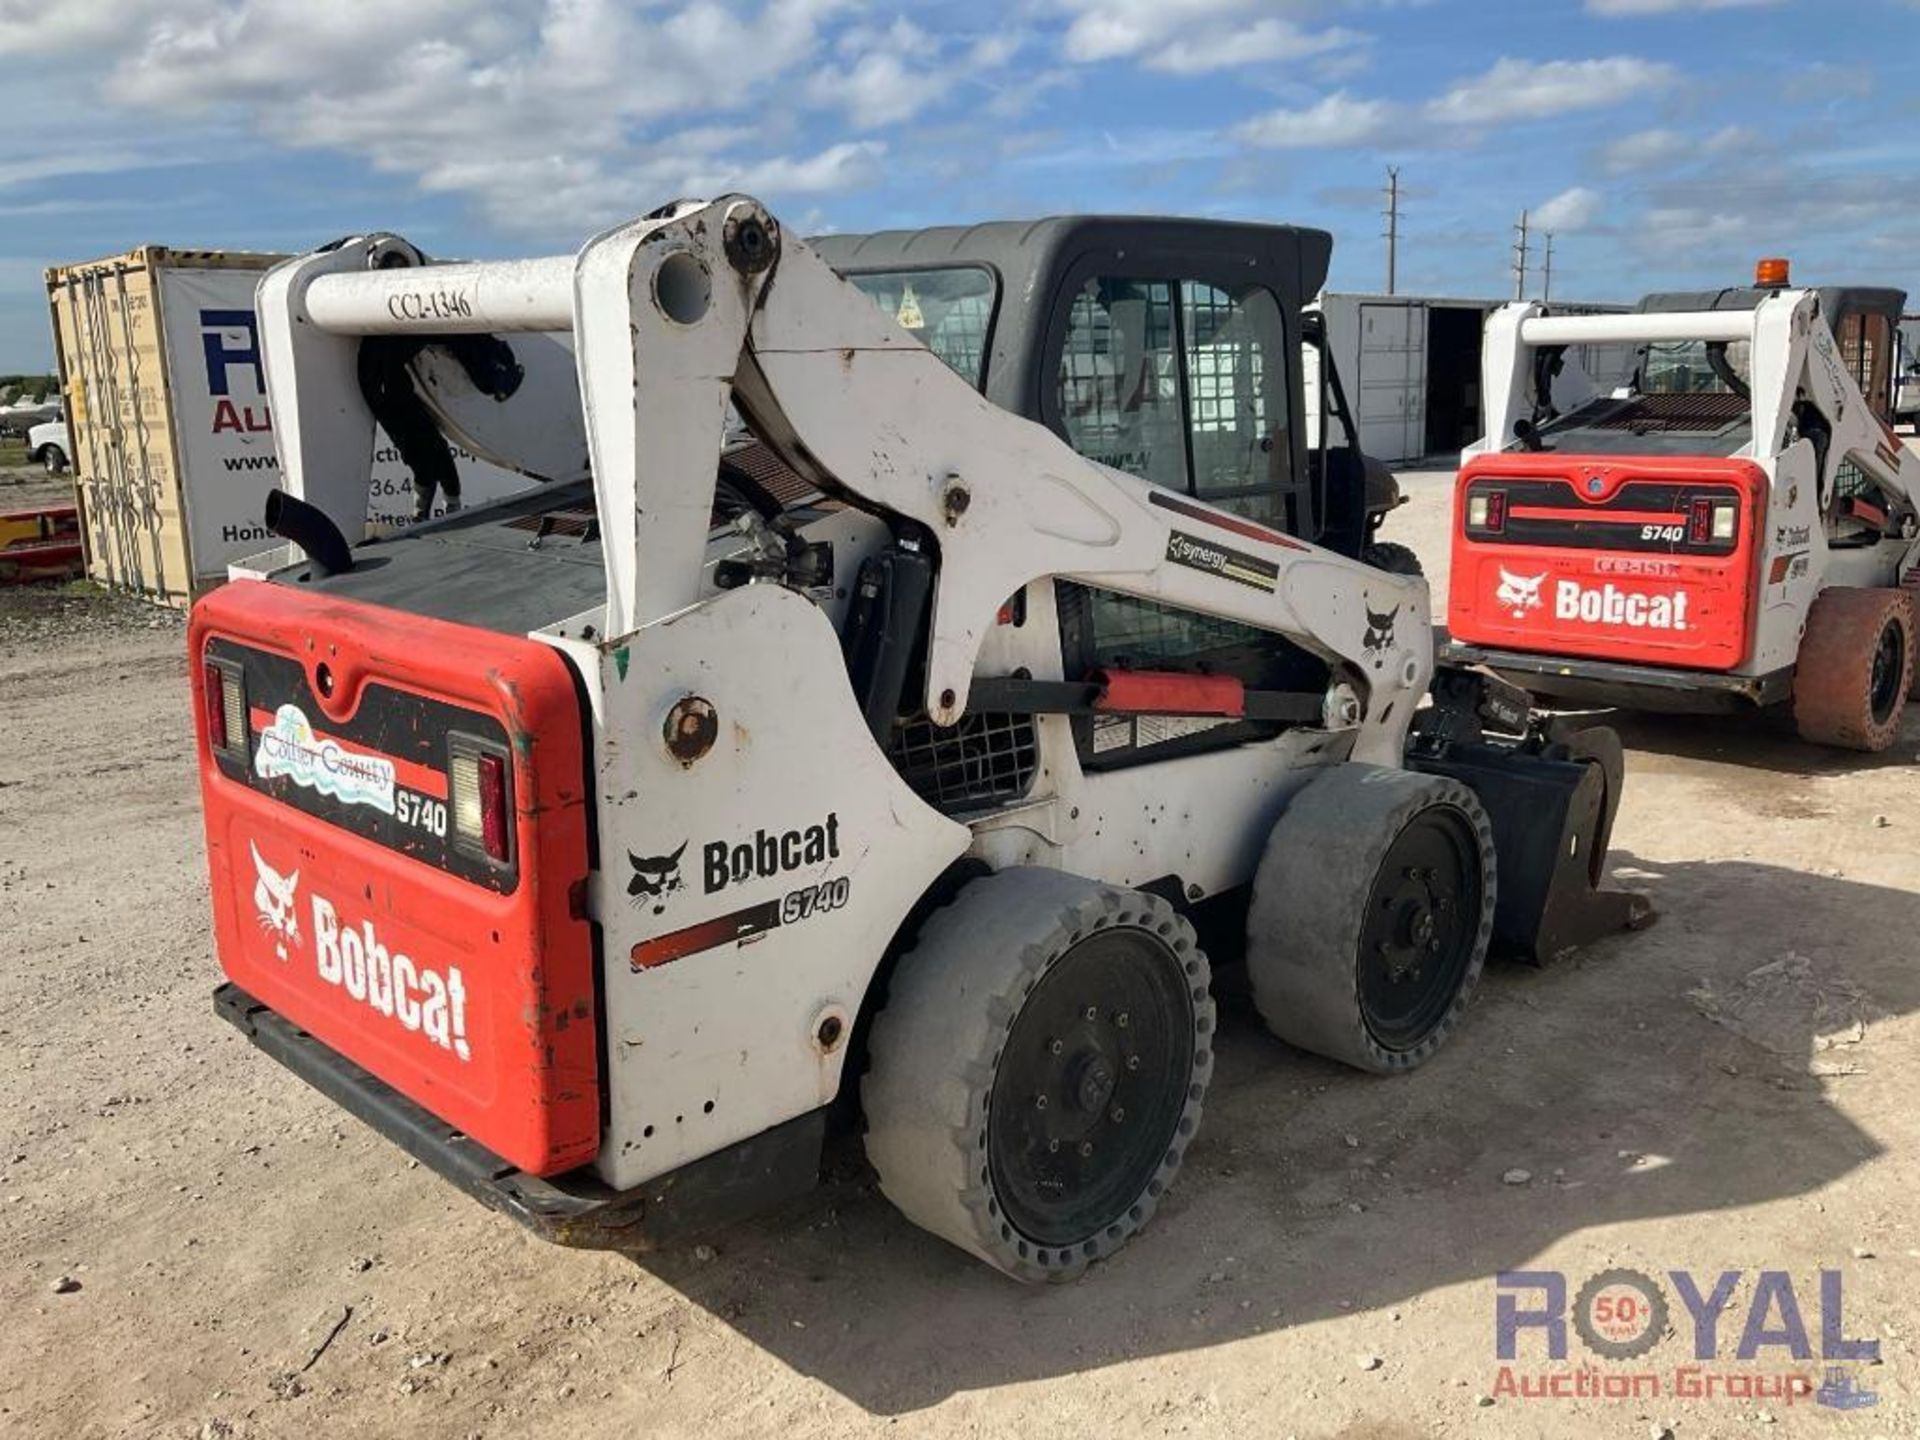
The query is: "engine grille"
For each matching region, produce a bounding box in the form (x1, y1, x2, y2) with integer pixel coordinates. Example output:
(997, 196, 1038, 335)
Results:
(887, 710, 1038, 816)
(1585, 392, 1747, 432)
(502, 506, 596, 538)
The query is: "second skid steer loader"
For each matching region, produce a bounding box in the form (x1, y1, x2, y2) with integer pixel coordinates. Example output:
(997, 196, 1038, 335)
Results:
(192, 197, 1646, 1283)
(1445, 261, 1920, 750)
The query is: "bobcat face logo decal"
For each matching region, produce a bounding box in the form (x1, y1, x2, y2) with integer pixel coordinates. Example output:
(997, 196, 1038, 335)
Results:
(251, 841, 301, 960)
(627, 841, 687, 914)
(1363, 602, 1399, 659)
(1496, 567, 1547, 619)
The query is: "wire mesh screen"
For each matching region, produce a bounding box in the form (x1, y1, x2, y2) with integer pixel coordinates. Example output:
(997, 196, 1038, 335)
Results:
(1184, 283, 1266, 436)
(887, 710, 1039, 816)
(1057, 280, 1186, 492)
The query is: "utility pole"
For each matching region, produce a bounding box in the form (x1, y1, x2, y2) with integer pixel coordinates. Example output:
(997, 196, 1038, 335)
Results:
(1383, 166, 1401, 296)
(1512, 211, 1530, 301)
(1542, 232, 1555, 303)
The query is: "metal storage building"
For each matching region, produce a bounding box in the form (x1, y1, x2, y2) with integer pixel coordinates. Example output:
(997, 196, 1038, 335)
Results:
(1307, 292, 1633, 466)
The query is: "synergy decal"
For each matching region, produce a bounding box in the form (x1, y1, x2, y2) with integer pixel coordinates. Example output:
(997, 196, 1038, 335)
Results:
(627, 841, 688, 913)
(251, 842, 301, 960)
(311, 893, 470, 1061)
(1165, 530, 1280, 593)
(704, 811, 841, 894)
(1497, 568, 1547, 619)
(632, 877, 853, 971)
(255, 704, 398, 815)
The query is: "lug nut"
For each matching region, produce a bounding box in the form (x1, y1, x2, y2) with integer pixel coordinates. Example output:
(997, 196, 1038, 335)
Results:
(1078, 1141, 1094, 1157)
(1084, 1006, 1098, 1022)
(1115, 1012, 1129, 1029)
(1125, 1055, 1140, 1071)
(1048, 1139, 1060, 1153)
(1110, 1106, 1125, 1123)
(1035, 1094, 1048, 1110)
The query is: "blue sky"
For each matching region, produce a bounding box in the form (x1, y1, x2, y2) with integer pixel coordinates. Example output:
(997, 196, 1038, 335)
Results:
(0, 0, 1915, 373)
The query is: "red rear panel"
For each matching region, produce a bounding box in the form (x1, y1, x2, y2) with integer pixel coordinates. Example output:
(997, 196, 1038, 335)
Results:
(1447, 454, 1767, 671)
(190, 582, 598, 1176)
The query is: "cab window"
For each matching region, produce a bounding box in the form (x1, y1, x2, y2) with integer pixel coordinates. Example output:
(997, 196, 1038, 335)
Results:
(1056, 277, 1291, 525)
(846, 267, 996, 387)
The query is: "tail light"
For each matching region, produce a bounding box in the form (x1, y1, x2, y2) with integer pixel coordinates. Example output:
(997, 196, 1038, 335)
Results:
(1467, 489, 1507, 534)
(203, 658, 245, 756)
(478, 753, 510, 862)
(451, 737, 512, 864)
(1687, 497, 1713, 544)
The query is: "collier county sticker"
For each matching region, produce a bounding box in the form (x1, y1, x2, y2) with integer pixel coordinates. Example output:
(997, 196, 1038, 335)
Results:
(254, 704, 398, 815)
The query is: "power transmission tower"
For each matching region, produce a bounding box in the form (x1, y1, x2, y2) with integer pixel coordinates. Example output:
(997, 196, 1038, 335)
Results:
(1383, 166, 1401, 296)
(1512, 211, 1530, 301)
(1542, 232, 1556, 302)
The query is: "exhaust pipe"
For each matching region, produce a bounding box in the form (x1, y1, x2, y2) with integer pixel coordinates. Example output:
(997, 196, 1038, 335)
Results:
(264, 489, 353, 577)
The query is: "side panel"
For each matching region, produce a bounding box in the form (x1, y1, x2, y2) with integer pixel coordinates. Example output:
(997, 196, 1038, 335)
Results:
(1447, 454, 1769, 671)
(571, 583, 970, 1193)
(1357, 302, 1425, 464)
(192, 582, 599, 1176)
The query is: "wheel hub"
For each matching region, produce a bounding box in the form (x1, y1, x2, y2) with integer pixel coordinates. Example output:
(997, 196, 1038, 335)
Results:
(1069, 1051, 1117, 1115)
(1356, 808, 1484, 1050)
(988, 928, 1194, 1246)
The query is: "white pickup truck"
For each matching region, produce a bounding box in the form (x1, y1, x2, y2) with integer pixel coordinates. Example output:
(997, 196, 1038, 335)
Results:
(27, 416, 68, 474)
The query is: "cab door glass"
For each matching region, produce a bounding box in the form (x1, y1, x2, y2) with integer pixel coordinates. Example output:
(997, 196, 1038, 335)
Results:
(1057, 279, 1188, 491)
(1055, 276, 1290, 525)
(1185, 282, 1288, 525)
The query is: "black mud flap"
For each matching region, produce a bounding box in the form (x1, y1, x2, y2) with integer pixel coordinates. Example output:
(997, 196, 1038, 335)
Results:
(1411, 672, 1654, 964)
(214, 984, 825, 1251)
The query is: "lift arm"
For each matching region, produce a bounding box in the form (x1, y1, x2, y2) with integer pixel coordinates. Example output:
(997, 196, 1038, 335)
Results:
(255, 196, 1430, 765)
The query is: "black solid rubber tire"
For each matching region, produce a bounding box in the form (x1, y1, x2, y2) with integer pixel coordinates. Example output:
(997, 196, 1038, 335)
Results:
(1362, 540, 1424, 577)
(862, 867, 1214, 1283)
(1247, 763, 1496, 1073)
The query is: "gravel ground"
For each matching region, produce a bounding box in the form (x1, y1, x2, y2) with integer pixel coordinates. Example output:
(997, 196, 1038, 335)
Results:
(2, 468, 1917, 1440)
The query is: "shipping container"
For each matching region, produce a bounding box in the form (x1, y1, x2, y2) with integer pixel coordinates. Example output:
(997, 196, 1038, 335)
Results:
(1305, 292, 1635, 466)
(46, 248, 540, 606)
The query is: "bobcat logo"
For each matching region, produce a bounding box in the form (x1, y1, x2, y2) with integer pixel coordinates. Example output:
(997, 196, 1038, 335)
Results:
(1496, 567, 1547, 619)
(628, 841, 687, 914)
(1363, 601, 1398, 657)
(251, 842, 301, 960)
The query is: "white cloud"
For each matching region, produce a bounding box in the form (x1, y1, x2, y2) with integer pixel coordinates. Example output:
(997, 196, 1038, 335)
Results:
(808, 18, 953, 130)
(1149, 18, 1365, 75)
(1598, 124, 1752, 175)
(1427, 56, 1676, 127)
(1233, 91, 1397, 149)
(1597, 127, 1687, 173)
(1531, 185, 1602, 233)
(1058, 0, 1364, 75)
(1586, 0, 1779, 13)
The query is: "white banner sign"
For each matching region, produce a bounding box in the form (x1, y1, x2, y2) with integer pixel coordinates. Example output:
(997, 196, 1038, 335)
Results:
(158, 267, 540, 577)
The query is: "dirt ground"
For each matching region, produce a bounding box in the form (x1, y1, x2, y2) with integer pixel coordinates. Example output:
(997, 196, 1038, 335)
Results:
(3, 468, 1917, 1440)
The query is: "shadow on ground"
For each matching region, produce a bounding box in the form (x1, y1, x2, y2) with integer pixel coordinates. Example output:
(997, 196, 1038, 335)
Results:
(1589, 704, 1920, 778)
(621, 843, 1919, 1414)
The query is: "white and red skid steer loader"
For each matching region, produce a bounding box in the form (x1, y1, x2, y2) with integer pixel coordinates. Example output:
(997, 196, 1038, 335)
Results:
(193, 197, 1647, 1282)
(1445, 263, 1920, 750)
